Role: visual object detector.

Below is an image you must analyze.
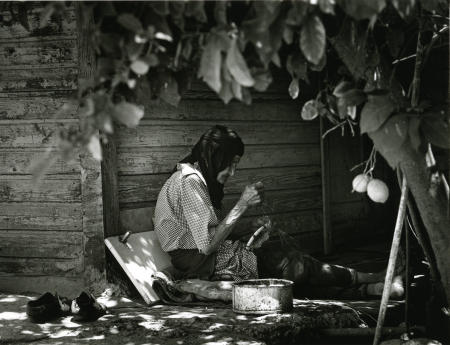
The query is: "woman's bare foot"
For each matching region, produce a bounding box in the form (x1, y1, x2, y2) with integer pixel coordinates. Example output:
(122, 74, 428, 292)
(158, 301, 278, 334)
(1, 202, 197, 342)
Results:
(357, 247, 406, 284)
(366, 275, 404, 299)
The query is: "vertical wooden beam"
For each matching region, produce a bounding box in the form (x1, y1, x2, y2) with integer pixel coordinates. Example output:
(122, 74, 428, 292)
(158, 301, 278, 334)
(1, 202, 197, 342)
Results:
(101, 132, 120, 237)
(320, 117, 332, 254)
(76, 3, 106, 289)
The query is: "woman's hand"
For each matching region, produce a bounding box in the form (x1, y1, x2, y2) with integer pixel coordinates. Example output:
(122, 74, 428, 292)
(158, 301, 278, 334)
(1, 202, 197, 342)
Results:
(251, 215, 271, 231)
(239, 181, 264, 207)
(246, 216, 272, 250)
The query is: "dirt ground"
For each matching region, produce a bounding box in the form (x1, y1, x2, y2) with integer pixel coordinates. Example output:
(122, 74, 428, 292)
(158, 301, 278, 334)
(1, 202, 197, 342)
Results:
(0, 291, 409, 345)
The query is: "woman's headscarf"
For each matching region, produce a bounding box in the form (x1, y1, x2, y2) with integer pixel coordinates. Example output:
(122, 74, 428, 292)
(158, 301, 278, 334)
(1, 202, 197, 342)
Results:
(177, 125, 244, 209)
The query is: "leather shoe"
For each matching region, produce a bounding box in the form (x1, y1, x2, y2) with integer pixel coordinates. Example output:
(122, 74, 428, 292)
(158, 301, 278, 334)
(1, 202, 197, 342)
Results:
(71, 291, 106, 322)
(26, 292, 71, 323)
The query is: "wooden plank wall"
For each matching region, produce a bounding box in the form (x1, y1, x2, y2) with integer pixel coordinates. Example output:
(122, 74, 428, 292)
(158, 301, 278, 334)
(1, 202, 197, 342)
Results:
(116, 77, 326, 252)
(326, 131, 395, 249)
(327, 131, 371, 247)
(0, 3, 104, 294)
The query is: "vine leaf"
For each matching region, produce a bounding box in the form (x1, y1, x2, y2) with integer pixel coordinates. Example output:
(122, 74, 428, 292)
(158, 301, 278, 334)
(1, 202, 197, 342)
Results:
(369, 113, 409, 168)
(310, 52, 327, 72)
(318, 0, 336, 14)
(337, 0, 386, 20)
(112, 102, 144, 127)
(283, 26, 294, 44)
(287, 53, 309, 83)
(391, 0, 416, 19)
(214, 1, 227, 26)
(286, 1, 308, 26)
(360, 94, 395, 133)
(117, 13, 143, 33)
(40, 3, 55, 28)
(419, 0, 447, 14)
(339, 89, 367, 106)
(169, 1, 185, 30)
(88, 135, 102, 161)
(130, 58, 148, 75)
(289, 78, 300, 99)
(159, 75, 181, 107)
(333, 81, 353, 97)
(218, 61, 233, 104)
(300, 15, 326, 65)
(198, 33, 227, 93)
(150, 1, 169, 16)
(241, 87, 252, 105)
(301, 100, 322, 120)
(231, 79, 243, 101)
(226, 37, 255, 87)
(185, 0, 207, 23)
(252, 69, 273, 92)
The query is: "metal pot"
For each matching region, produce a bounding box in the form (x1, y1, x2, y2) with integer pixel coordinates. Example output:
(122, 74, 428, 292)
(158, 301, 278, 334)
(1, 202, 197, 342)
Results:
(232, 279, 293, 315)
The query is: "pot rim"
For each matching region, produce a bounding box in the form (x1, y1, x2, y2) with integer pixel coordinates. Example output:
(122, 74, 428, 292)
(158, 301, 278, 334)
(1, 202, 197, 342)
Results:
(232, 278, 294, 288)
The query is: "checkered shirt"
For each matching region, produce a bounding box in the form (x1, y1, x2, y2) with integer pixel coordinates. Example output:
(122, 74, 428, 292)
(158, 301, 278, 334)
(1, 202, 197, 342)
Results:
(154, 163, 258, 282)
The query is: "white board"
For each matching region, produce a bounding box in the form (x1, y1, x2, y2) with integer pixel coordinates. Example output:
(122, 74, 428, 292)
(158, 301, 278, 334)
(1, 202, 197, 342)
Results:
(105, 231, 172, 304)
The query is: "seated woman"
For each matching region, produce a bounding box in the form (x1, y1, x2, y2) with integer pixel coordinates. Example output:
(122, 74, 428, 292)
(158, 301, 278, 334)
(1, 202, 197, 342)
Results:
(154, 125, 404, 299)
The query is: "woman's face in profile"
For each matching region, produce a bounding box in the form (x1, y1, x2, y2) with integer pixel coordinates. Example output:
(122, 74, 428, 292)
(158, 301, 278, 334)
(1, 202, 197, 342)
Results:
(216, 155, 241, 185)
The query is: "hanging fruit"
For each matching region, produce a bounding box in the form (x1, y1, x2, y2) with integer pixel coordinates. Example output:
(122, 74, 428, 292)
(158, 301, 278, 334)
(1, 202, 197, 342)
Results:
(352, 173, 371, 193)
(367, 179, 390, 203)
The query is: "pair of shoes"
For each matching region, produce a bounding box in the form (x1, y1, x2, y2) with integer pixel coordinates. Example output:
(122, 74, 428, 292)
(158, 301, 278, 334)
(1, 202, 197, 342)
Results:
(27, 291, 106, 323)
(71, 291, 106, 322)
(26, 292, 71, 323)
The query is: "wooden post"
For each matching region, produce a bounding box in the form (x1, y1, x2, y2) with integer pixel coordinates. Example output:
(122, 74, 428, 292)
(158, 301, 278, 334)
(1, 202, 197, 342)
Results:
(101, 132, 121, 237)
(373, 177, 408, 345)
(76, 3, 106, 289)
(320, 117, 332, 254)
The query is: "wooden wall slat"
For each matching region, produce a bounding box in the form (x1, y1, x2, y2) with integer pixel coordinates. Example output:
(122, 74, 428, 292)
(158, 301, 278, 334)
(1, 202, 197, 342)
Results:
(120, 187, 322, 216)
(0, 67, 78, 92)
(0, 123, 74, 148)
(0, 39, 77, 67)
(221, 187, 322, 216)
(117, 121, 319, 148)
(141, 99, 305, 122)
(0, 216, 81, 231)
(328, 131, 365, 203)
(0, 175, 81, 202)
(0, 202, 82, 231)
(119, 205, 322, 237)
(234, 209, 323, 238)
(0, 276, 83, 295)
(0, 202, 81, 217)
(188, 73, 291, 94)
(0, 5, 76, 41)
(117, 144, 321, 175)
(267, 230, 323, 254)
(0, 92, 78, 120)
(0, 258, 82, 277)
(0, 149, 80, 174)
(180, 76, 293, 100)
(0, 230, 82, 258)
(118, 166, 321, 204)
(331, 201, 370, 246)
